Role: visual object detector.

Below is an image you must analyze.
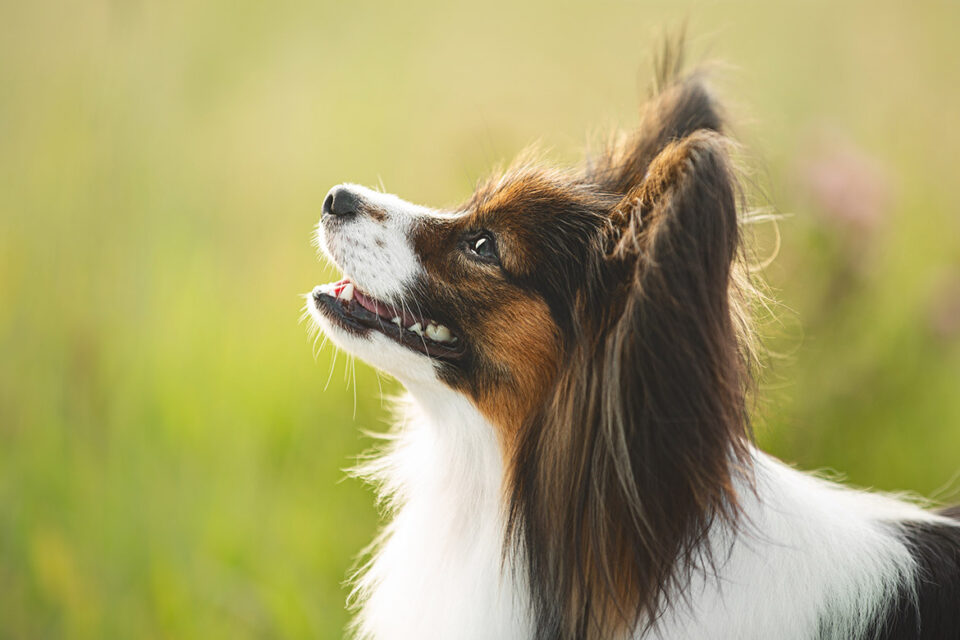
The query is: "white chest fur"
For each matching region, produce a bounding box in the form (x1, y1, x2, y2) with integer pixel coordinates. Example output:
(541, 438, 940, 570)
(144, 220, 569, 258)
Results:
(648, 454, 934, 640)
(350, 387, 531, 640)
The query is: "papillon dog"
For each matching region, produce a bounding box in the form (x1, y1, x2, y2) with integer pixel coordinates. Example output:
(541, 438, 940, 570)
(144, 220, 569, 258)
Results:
(306, 51, 960, 640)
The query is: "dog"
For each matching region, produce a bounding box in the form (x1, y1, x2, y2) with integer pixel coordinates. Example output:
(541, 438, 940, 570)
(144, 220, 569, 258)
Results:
(306, 52, 960, 640)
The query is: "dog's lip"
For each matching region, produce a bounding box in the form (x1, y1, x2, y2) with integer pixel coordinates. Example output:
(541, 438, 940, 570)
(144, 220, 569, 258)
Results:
(311, 279, 466, 361)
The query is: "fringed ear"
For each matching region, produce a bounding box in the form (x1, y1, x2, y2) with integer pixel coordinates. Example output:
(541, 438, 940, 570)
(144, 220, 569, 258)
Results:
(508, 131, 751, 640)
(599, 130, 750, 631)
(586, 55, 725, 196)
(607, 129, 749, 505)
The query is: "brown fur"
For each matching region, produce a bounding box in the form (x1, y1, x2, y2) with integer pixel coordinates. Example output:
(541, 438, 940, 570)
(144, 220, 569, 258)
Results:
(471, 294, 559, 438)
(409, 169, 615, 442)
(364, 204, 388, 222)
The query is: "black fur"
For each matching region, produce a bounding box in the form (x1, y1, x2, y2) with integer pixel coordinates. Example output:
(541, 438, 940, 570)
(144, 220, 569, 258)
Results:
(867, 508, 960, 639)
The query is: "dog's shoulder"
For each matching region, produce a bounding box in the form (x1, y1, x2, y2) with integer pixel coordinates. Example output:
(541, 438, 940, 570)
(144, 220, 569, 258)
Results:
(871, 508, 960, 639)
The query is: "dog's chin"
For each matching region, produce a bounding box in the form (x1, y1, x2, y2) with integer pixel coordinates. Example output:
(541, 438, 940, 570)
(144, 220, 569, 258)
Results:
(308, 290, 444, 385)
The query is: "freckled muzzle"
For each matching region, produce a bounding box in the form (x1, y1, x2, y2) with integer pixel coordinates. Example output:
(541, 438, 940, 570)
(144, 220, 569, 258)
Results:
(312, 279, 466, 361)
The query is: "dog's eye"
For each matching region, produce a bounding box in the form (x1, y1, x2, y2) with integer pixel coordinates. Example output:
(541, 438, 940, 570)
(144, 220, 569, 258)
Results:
(467, 233, 499, 263)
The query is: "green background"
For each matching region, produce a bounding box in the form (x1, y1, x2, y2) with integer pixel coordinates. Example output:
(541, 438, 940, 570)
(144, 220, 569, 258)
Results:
(2, 0, 959, 637)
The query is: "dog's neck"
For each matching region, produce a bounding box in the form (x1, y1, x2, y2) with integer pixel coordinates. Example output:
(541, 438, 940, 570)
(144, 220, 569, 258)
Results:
(402, 381, 504, 500)
(350, 383, 531, 640)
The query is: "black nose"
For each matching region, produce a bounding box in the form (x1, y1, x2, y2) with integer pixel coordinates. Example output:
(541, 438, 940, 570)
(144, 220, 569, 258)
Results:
(322, 187, 361, 218)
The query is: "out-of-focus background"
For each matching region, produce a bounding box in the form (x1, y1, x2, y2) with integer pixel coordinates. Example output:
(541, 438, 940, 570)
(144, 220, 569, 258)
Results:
(2, 0, 959, 637)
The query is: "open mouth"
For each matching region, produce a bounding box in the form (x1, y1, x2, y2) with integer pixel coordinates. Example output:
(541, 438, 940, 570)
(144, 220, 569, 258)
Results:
(312, 279, 465, 361)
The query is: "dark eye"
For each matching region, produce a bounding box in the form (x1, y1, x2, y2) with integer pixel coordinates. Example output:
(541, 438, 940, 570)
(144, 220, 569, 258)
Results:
(467, 232, 499, 263)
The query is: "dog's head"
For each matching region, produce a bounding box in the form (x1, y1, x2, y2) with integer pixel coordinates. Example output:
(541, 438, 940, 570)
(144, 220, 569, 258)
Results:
(309, 169, 614, 426)
(309, 67, 754, 637)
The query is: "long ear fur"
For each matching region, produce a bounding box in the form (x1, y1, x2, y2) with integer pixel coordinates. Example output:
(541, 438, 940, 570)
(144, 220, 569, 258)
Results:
(585, 42, 724, 196)
(508, 77, 752, 639)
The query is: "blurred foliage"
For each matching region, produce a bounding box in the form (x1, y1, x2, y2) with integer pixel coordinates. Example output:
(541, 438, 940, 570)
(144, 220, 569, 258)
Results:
(2, 0, 959, 637)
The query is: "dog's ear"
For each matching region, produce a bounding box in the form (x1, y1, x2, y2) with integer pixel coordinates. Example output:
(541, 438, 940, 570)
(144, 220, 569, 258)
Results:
(606, 128, 746, 470)
(507, 131, 751, 639)
(586, 68, 724, 196)
(594, 130, 750, 635)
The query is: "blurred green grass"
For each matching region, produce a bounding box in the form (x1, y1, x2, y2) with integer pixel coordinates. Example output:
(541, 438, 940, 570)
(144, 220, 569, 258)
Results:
(2, 0, 959, 637)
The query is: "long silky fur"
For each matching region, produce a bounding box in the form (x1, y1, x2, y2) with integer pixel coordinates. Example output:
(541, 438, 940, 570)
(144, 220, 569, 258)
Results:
(506, 46, 756, 639)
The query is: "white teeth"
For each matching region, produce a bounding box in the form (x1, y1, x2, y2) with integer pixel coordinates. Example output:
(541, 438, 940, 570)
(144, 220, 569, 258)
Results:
(391, 317, 402, 327)
(408, 322, 423, 336)
(425, 323, 454, 344)
(338, 283, 354, 302)
(315, 283, 334, 295)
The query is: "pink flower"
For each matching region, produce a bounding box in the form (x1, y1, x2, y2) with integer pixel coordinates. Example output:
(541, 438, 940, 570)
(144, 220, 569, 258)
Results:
(928, 271, 960, 342)
(795, 129, 893, 234)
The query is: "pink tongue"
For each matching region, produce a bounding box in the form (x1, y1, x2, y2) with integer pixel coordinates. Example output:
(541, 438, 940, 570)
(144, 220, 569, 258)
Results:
(354, 288, 420, 326)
